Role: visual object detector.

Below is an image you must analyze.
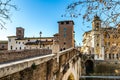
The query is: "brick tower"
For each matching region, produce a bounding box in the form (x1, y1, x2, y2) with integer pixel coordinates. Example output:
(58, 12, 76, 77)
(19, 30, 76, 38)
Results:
(58, 20, 74, 51)
(16, 27, 24, 39)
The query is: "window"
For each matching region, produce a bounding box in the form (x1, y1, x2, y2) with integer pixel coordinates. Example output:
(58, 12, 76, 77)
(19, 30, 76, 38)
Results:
(112, 54, 114, 59)
(47, 47, 49, 49)
(96, 26, 99, 30)
(43, 44, 45, 47)
(64, 42, 66, 45)
(109, 54, 111, 59)
(97, 43, 99, 46)
(64, 28, 67, 31)
(117, 54, 119, 59)
(11, 46, 13, 50)
(2, 45, 4, 48)
(64, 34, 66, 38)
(28, 39, 30, 41)
(105, 34, 110, 38)
(19, 42, 20, 44)
(16, 41, 17, 44)
(9, 39, 11, 42)
(20, 47, 21, 50)
(23, 42, 24, 44)
(63, 48, 66, 50)
(18, 30, 22, 33)
(16, 47, 17, 50)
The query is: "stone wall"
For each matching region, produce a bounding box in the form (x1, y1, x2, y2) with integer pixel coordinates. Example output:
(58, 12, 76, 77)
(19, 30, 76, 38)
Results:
(94, 60, 120, 76)
(0, 49, 52, 63)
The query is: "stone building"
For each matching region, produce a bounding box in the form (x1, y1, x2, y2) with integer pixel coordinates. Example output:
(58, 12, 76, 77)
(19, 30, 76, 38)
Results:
(82, 15, 120, 60)
(8, 20, 75, 53)
(0, 41, 8, 50)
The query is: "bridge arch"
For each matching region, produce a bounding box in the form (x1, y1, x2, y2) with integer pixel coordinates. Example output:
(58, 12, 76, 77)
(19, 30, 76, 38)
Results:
(67, 73, 75, 80)
(85, 60, 94, 75)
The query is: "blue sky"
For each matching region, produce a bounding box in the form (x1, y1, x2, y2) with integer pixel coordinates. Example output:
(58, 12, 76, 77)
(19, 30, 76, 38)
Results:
(0, 0, 92, 46)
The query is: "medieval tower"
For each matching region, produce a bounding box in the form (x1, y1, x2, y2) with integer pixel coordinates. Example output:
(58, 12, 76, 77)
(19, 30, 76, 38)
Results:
(58, 20, 74, 51)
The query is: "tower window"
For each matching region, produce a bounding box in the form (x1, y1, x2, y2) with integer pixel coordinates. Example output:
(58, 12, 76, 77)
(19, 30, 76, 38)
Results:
(64, 28, 67, 31)
(96, 23, 99, 26)
(64, 34, 66, 38)
(96, 26, 99, 30)
(97, 43, 99, 46)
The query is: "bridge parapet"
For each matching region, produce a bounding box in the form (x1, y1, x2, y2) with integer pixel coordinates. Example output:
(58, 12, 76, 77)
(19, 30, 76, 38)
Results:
(0, 49, 52, 63)
(56, 48, 81, 80)
(0, 53, 55, 79)
(58, 48, 79, 66)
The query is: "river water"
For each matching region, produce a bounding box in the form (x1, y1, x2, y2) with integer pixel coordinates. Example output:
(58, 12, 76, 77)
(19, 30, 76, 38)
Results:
(80, 76, 120, 80)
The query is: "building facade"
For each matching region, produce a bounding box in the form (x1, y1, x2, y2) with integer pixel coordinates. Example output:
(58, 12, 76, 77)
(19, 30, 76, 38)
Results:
(82, 15, 120, 60)
(8, 20, 75, 53)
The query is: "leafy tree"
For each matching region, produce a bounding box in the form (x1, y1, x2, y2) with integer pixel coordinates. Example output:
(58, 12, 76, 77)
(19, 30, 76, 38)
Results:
(0, 0, 16, 29)
(65, 0, 120, 28)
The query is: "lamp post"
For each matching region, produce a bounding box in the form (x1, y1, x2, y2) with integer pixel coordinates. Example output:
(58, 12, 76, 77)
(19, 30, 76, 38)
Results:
(39, 31, 42, 48)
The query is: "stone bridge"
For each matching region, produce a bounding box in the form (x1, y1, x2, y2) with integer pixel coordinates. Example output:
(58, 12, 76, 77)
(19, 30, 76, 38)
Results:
(0, 48, 81, 80)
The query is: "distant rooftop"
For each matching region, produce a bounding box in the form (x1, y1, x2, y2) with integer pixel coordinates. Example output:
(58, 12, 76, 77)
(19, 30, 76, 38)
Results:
(15, 37, 54, 40)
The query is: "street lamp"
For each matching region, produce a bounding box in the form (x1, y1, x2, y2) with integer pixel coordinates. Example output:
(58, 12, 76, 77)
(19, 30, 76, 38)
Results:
(39, 31, 42, 48)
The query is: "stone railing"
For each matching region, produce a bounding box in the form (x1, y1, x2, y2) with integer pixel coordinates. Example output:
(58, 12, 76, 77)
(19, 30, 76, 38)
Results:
(0, 49, 52, 63)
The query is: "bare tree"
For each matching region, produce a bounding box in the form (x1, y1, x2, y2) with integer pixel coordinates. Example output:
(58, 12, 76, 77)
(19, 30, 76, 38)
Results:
(0, 0, 16, 29)
(64, 0, 120, 57)
(64, 0, 120, 28)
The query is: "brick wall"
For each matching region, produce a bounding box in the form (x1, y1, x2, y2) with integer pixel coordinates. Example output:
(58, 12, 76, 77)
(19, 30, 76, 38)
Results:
(0, 43, 8, 50)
